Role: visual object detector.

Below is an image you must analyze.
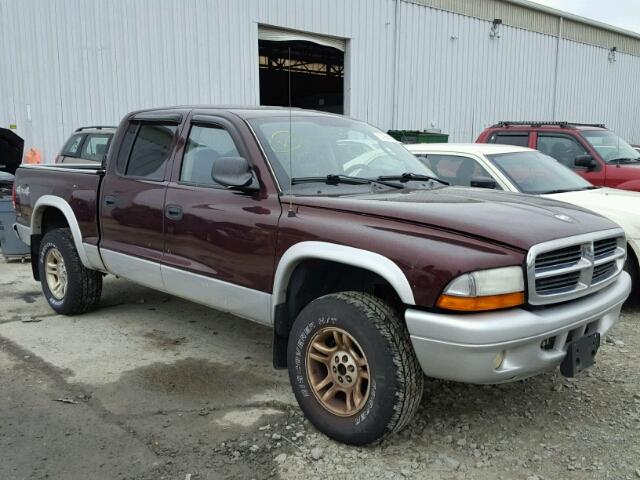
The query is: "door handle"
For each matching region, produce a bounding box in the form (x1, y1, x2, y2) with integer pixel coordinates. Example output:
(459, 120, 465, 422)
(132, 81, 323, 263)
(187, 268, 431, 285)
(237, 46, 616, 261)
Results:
(104, 195, 117, 206)
(165, 204, 183, 221)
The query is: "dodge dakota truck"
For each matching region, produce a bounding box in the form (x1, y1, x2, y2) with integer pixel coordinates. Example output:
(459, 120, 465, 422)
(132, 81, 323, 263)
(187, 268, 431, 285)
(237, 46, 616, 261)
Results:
(12, 107, 631, 445)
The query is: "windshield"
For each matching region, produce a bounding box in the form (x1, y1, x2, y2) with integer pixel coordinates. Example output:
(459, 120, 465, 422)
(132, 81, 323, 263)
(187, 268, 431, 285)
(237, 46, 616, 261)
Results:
(582, 130, 640, 163)
(247, 115, 437, 191)
(487, 151, 593, 194)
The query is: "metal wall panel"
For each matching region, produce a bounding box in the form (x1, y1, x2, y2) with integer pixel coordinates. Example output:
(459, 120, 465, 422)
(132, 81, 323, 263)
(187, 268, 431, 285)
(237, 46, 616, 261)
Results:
(1, 0, 640, 161)
(0, 0, 397, 161)
(403, 0, 559, 36)
(395, 3, 558, 141)
(394, 2, 640, 143)
(555, 39, 640, 142)
(404, 0, 640, 56)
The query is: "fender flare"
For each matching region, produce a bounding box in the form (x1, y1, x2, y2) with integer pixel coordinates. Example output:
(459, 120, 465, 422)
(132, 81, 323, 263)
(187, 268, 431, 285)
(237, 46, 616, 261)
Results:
(31, 195, 91, 268)
(271, 241, 416, 322)
(628, 239, 640, 268)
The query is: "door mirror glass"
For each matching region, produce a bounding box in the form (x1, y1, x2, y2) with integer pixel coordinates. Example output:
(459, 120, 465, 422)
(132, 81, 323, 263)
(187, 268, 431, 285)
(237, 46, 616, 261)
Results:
(470, 176, 498, 189)
(211, 156, 258, 190)
(574, 154, 596, 170)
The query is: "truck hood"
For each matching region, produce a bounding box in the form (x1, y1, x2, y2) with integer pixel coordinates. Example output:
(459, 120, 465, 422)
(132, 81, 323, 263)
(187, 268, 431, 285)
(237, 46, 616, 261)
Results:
(0, 128, 24, 175)
(291, 187, 618, 251)
(546, 187, 640, 239)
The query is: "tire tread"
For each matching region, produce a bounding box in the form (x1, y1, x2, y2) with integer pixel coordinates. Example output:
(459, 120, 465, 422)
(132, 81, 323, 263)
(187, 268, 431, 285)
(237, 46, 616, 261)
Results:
(40, 228, 102, 315)
(332, 291, 424, 438)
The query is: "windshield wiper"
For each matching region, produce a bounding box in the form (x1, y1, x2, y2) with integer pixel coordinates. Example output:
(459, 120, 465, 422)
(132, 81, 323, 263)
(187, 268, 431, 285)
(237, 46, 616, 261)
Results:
(377, 172, 449, 186)
(291, 175, 403, 189)
(609, 157, 640, 164)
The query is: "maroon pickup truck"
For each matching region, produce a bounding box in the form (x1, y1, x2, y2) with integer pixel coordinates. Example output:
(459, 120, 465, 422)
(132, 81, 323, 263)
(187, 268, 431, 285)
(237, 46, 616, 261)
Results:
(12, 107, 631, 445)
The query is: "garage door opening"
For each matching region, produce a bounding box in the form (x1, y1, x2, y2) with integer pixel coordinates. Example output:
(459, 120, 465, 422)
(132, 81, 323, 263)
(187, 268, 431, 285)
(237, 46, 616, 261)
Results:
(259, 27, 345, 114)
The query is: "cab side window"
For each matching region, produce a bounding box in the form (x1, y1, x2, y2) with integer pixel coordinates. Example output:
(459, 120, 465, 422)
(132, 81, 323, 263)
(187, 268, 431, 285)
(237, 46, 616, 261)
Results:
(180, 125, 240, 186)
(419, 154, 498, 188)
(80, 134, 111, 162)
(120, 123, 178, 180)
(537, 134, 587, 169)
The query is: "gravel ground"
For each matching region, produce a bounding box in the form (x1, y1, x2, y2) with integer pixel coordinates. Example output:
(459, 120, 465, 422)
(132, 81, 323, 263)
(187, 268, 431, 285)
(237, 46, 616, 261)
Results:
(1, 259, 639, 480)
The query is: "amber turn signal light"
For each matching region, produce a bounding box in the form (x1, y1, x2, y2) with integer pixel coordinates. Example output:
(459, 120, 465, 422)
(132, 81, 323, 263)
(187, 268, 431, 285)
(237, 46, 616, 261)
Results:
(436, 292, 525, 312)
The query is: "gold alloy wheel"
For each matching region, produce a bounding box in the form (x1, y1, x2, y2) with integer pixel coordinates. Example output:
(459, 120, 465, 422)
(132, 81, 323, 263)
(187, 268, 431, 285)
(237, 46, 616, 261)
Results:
(45, 247, 67, 300)
(306, 327, 370, 416)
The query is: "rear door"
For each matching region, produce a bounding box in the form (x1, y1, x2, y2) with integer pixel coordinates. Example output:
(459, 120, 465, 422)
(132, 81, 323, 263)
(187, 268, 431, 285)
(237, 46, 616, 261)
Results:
(162, 113, 281, 323)
(99, 113, 183, 289)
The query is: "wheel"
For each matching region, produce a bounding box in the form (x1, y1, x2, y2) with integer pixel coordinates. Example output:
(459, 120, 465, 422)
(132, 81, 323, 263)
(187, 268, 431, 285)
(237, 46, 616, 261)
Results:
(287, 291, 423, 445)
(39, 228, 103, 315)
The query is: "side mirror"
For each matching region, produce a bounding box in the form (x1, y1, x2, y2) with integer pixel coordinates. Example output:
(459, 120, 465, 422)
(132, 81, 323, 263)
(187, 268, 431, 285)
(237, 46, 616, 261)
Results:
(574, 154, 596, 170)
(212, 156, 258, 190)
(470, 176, 498, 189)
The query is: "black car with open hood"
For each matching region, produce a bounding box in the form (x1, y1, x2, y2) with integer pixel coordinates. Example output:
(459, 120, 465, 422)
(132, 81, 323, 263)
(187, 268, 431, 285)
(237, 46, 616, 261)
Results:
(0, 128, 24, 176)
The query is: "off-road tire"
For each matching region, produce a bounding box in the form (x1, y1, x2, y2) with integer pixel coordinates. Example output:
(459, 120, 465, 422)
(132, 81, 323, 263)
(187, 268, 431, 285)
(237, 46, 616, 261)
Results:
(39, 228, 102, 315)
(287, 291, 424, 445)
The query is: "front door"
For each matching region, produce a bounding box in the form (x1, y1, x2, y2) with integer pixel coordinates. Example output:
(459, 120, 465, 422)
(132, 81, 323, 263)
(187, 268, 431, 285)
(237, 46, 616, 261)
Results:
(162, 114, 281, 323)
(536, 133, 606, 186)
(100, 119, 181, 289)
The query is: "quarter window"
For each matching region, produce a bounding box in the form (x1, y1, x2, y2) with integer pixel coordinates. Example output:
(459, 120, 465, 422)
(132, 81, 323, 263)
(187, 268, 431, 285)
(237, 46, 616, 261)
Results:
(124, 124, 177, 180)
(180, 125, 240, 186)
(537, 135, 587, 169)
(62, 134, 84, 156)
(490, 133, 529, 147)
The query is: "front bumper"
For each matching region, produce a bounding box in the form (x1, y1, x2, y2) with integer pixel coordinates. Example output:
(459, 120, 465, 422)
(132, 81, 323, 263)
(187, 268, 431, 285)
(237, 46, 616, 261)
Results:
(405, 272, 631, 384)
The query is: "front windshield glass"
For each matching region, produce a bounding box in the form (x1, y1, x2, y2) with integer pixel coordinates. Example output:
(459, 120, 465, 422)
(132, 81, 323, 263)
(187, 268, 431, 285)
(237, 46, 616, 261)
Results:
(488, 151, 593, 194)
(582, 130, 640, 162)
(247, 115, 437, 190)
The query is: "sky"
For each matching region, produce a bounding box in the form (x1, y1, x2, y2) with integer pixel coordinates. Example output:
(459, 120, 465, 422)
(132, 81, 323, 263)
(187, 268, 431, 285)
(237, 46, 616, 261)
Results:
(529, 0, 640, 34)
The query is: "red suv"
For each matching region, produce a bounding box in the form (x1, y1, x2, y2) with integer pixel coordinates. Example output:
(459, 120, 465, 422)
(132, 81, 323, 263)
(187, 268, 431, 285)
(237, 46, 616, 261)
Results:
(477, 122, 640, 191)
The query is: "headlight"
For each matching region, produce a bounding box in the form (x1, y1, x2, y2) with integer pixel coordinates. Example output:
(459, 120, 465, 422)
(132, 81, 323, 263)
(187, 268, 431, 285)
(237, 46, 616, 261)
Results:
(436, 266, 525, 312)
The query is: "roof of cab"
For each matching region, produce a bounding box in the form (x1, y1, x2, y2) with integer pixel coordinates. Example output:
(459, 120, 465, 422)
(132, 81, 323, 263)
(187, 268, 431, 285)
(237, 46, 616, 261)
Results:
(128, 105, 345, 120)
(405, 143, 532, 155)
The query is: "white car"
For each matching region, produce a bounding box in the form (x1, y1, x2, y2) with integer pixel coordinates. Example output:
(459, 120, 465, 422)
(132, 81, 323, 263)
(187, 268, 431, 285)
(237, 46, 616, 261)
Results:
(406, 143, 640, 293)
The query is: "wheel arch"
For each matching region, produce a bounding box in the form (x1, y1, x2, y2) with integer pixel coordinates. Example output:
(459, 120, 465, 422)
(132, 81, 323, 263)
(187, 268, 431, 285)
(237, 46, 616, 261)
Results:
(31, 195, 91, 268)
(272, 241, 415, 320)
(270, 241, 416, 368)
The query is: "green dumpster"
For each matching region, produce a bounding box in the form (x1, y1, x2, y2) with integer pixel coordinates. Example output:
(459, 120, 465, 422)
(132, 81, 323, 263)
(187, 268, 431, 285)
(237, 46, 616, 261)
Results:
(387, 130, 449, 144)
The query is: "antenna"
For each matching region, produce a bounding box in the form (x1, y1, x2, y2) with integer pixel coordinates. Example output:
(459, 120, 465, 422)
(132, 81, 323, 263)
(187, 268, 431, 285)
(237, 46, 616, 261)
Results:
(287, 46, 295, 217)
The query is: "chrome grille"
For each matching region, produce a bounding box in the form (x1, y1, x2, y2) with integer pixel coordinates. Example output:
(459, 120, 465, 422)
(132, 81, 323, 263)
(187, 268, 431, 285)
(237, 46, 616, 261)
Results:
(535, 245, 582, 272)
(594, 238, 617, 259)
(527, 229, 626, 305)
(592, 261, 616, 284)
(535, 271, 580, 294)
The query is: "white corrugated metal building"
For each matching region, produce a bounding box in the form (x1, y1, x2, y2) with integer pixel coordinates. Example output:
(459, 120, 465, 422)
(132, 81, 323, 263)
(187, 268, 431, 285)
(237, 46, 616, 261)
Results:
(2, 0, 640, 161)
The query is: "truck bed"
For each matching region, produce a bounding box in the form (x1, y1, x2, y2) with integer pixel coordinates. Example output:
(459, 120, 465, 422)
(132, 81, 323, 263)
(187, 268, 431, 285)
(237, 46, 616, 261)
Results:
(14, 164, 104, 245)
